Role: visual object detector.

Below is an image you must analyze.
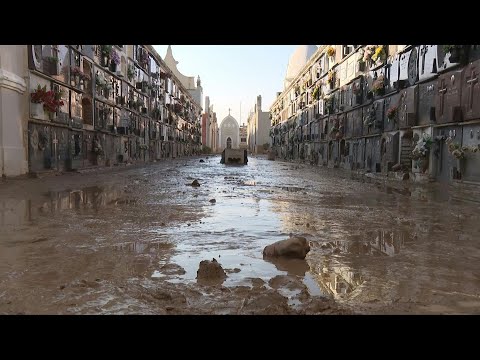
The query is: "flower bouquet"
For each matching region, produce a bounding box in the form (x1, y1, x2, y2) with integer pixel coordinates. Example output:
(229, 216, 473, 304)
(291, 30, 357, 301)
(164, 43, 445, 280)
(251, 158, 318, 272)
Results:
(386, 105, 398, 122)
(110, 50, 120, 72)
(326, 70, 336, 89)
(445, 137, 465, 159)
(412, 134, 433, 160)
(127, 65, 136, 81)
(327, 46, 335, 58)
(30, 85, 48, 117)
(371, 45, 386, 64)
(43, 88, 65, 119)
(371, 75, 385, 95)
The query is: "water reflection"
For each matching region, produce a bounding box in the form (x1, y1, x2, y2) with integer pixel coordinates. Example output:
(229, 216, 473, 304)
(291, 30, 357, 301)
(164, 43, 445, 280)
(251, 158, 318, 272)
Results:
(0, 186, 127, 227)
(309, 230, 410, 300)
(113, 241, 173, 254)
(323, 230, 408, 257)
(309, 251, 365, 299)
(314, 261, 364, 299)
(42, 186, 125, 212)
(263, 257, 310, 276)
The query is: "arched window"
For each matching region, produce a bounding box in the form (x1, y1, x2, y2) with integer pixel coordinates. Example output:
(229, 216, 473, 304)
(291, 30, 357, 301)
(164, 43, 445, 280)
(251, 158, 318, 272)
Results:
(227, 137, 232, 149)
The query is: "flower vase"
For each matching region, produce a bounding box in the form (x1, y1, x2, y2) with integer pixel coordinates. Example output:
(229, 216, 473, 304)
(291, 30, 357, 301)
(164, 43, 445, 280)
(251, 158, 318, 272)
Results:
(45, 61, 59, 76)
(31, 102, 43, 118)
(74, 75, 81, 88)
(102, 56, 109, 68)
(47, 111, 56, 121)
(455, 158, 465, 176)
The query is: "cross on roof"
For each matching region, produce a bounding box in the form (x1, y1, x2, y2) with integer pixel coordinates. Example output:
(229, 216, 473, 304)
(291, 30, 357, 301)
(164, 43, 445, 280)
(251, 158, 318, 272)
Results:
(228, 108, 231, 115)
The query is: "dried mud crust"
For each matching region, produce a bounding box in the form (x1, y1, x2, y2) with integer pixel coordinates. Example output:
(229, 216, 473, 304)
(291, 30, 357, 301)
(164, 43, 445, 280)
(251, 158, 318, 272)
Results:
(77, 278, 353, 315)
(0, 272, 352, 315)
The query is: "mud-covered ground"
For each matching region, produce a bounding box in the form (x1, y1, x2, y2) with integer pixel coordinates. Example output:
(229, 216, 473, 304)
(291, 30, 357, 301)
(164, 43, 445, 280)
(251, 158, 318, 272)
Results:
(1, 155, 480, 314)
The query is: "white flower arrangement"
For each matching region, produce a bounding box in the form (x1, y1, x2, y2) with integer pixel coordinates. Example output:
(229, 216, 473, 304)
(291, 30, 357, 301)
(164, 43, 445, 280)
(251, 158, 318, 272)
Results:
(360, 45, 385, 65)
(412, 134, 433, 160)
(446, 137, 479, 159)
(362, 45, 376, 62)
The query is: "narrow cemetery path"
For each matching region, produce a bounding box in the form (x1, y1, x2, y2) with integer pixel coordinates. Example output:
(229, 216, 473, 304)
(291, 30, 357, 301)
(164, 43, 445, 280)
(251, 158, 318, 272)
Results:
(1, 156, 479, 314)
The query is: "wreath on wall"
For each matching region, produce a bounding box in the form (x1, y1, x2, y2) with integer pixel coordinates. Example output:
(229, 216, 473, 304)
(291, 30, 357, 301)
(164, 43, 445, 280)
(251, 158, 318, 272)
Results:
(30, 129, 39, 150)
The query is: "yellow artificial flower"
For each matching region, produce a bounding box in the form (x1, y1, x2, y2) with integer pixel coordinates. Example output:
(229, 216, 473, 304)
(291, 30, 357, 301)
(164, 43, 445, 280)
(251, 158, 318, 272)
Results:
(371, 46, 384, 62)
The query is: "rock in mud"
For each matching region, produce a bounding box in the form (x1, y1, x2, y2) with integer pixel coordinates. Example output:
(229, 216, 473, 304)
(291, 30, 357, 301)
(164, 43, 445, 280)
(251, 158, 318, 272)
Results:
(250, 278, 265, 288)
(263, 236, 310, 259)
(239, 290, 290, 315)
(160, 263, 186, 276)
(31, 237, 48, 244)
(225, 268, 241, 274)
(268, 275, 306, 290)
(153, 290, 173, 301)
(196, 258, 227, 282)
(199, 159, 205, 163)
(209, 199, 216, 203)
(191, 179, 200, 187)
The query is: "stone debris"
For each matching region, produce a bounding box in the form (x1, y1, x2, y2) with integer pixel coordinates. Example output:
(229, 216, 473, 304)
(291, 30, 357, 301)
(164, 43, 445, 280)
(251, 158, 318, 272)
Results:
(196, 258, 227, 283)
(263, 236, 310, 259)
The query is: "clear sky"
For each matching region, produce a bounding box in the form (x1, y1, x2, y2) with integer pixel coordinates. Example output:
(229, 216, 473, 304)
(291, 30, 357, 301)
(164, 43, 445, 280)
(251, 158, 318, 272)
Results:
(153, 45, 299, 126)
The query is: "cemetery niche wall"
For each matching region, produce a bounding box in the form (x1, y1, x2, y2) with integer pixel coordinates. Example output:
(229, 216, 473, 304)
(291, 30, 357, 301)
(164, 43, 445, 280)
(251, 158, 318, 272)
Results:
(269, 44, 480, 184)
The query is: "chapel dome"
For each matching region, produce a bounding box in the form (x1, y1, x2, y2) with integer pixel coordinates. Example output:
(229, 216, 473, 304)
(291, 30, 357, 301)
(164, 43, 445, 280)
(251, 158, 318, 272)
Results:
(220, 115, 239, 128)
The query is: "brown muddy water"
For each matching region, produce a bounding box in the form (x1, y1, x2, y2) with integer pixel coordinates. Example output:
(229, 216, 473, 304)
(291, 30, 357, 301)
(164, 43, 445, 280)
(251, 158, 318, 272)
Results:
(1, 155, 480, 314)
